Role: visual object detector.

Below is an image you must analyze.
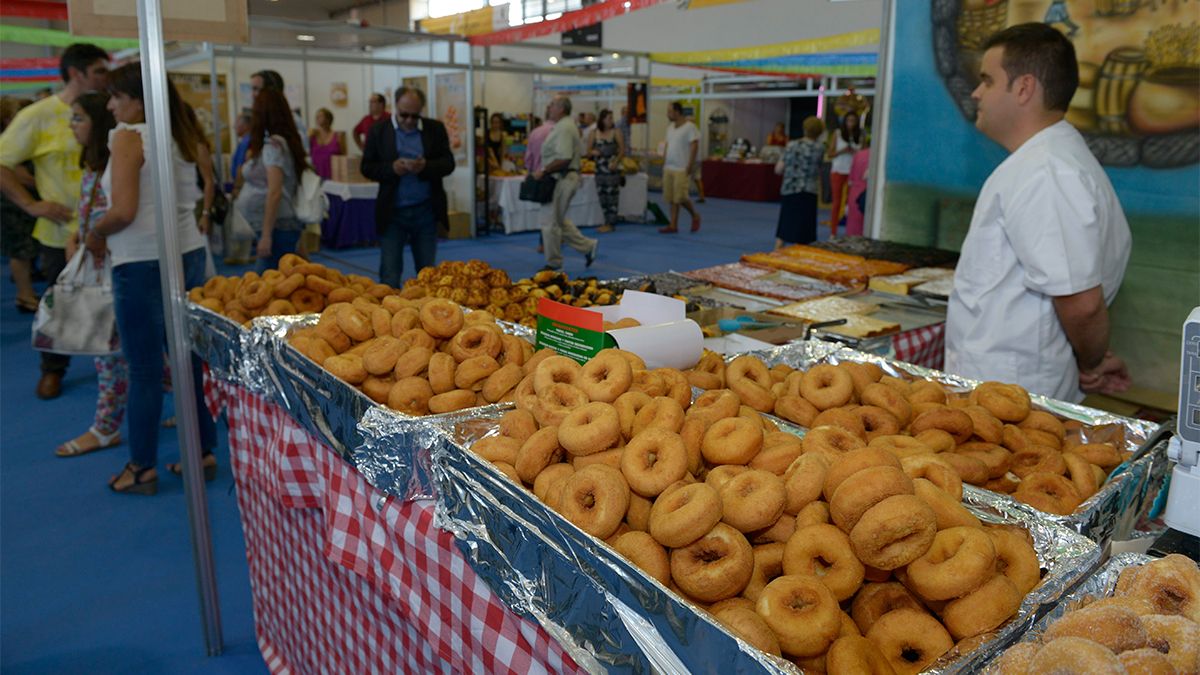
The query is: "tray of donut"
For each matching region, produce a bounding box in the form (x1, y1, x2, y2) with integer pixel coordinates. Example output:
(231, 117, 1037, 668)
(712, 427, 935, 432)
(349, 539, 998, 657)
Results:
(421, 346, 1101, 674)
(985, 552, 1200, 674)
(685, 341, 1171, 546)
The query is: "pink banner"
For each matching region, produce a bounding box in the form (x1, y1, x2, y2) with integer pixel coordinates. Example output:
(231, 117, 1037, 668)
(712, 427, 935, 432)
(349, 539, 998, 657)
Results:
(468, 0, 666, 47)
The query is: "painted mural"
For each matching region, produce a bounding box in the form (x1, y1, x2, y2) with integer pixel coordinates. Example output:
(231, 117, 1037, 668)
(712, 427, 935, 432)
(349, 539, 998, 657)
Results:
(932, 0, 1199, 167)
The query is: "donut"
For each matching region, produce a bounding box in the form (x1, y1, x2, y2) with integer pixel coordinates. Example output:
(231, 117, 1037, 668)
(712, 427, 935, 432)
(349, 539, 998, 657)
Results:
(962, 404, 1004, 444)
(532, 383, 589, 428)
(850, 405, 901, 442)
(850, 495, 937, 570)
(521, 348, 558, 376)
(783, 453, 829, 515)
(498, 335, 530, 368)
(954, 441, 1013, 479)
(629, 369, 667, 398)
(239, 280, 273, 309)
(843, 361, 885, 397)
(621, 428, 688, 497)
(795, 501, 832, 528)
(800, 364, 856, 410)
(718, 469, 787, 533)
(830, 465, 914, 533)
(971, 381, 1031, 423)
(361, 336, 405, 376)
(388, 307, 421, 335)
(391, 345, 433, 379)
(825, 635, 895, 675)
(1115, 554, 1200, 621)
(741, 542, 785, 603)
(473, 435, 521, 466)
(1000, 424, 1032, 453)
(481, 362, 522, 403)
(324, 354, 368, 385)
(751, 511, 796, 545)
(1013, 471, 1082, 515)
(908, 379, 947, 405)
(558, 402, 621, 457)
(1018, 410, 1066, 443)
(499, 408, 538, 443)
(989, 642, 1040, 675)
(757, 575, 842, 658)
(1043, 603, 1150, 653)
(1067, 443, 1123, 472)
(850, 582, 925, 634)
(686, 389, 741, 427)
(1025, 427, 1065, 449)
(701, 416, 763, 465)
(418, 298, 464, 338)
(748, 438, 803, 477)
(387, 376, 434, 415)
(577, 351, 633, 403)
(272, 272, 305, 299)
(909, 408, 974, 444)
(360, 375, 395, 404)
(1028, 636, 1126, 674)
(557, 464, 631, 539)
(326, 287, 356, 304)
(632, 396, 686, 437)
(648, 482, 722, 548)
(900, 454, 963, 500)
(671, 523, 754, 603)
(868, 435, 935, 461)
(802, 425, 866, 462)
(1010, 445, 1067, 478)
(533, 463, 574, 502)
(447, 324, 502, 362)
(913, 478, 982, 531)
(1118, 648, 1178, 675)
(513, 426, 565, 484)
(861, 382, 913, 428)
(913, 428, 956, 454)
(941, 573, 1022, 640)
(533, 355, 583, 395)
(726, 356, 777, 413)
(782, 523, 865, 601)
(612, 531, 672, 586)
(904, 526, 996, 601)
(428, 388, 477, 413)
(711, 605, 782, 657)
(935, 452, 991, 486)
(454, 354, 500, 391)
(1140, 614, 1200, 672)
(573, 448, 624, 471)
(613, 391, 653, 440)
(773, 394, 819, 427)
(603, 348, 645, 372)
(822, 447, 903, 501)
(985, 474, 1021, 494)
(866, 608, 953, 675)
(655, 368, 693, 411)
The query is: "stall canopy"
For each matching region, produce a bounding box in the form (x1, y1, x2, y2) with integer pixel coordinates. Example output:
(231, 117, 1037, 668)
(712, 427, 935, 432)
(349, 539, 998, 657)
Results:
(651, 29, 880, 78)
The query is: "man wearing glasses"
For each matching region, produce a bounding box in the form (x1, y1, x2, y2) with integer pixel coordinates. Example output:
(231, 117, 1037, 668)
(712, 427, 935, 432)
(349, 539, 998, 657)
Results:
(360, 87, 455, 287)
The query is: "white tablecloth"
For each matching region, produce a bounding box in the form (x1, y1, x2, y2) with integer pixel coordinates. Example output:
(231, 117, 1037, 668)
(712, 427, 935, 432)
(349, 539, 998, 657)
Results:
(492, 173, 648, 234)
(323, 180, 379, 200)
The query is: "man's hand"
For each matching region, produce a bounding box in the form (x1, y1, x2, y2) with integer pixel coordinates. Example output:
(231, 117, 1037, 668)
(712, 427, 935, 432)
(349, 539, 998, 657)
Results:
(409, 156, 426, 174)
(392, 158, 410, 176)
(533, 169, 544, 180)
(1079, 351, 1131, 395)
(256, 234, 272, 259)
(28, 200, 73, 222)
(84, 229, 107, 260)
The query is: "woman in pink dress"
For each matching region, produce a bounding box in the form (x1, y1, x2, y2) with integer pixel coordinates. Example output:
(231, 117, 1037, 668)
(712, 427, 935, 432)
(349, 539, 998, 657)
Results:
(308, 107, 344, 180)
(845, 141, 871, 237)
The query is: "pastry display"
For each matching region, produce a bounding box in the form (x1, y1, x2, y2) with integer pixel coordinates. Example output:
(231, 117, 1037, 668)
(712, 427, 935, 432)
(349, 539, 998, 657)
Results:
(769, 296, 901, 338)
(742, 245, 911, 285)
(683, 262, 852, 302)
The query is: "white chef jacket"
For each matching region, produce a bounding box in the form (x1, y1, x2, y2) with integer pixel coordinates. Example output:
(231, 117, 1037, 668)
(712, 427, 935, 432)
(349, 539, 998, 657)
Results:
(946, 120, 1131, 403)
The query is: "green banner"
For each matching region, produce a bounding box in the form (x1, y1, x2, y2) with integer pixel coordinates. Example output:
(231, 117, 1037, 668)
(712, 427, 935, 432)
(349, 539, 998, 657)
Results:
(0, 25, 139, 51)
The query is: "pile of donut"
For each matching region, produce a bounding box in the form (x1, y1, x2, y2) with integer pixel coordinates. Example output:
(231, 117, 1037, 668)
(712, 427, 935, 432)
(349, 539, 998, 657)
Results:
(686, 351, 1128, 516)
(989, 554, 1200, 674)
(466, 347, 1043, 674)
(188, 254, 400, 325)
(287, 295, 535, 416)
(399, 261, 620, 327)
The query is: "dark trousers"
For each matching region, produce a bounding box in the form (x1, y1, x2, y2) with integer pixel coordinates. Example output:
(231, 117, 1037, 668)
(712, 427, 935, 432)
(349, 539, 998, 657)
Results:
(379, 202, 437, 288)
(39, 244, 70, 375)
(255, 229, 302, 273)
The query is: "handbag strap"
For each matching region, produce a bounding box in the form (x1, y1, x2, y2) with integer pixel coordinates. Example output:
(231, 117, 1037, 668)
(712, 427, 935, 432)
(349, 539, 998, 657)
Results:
(78, 174, 102, 235)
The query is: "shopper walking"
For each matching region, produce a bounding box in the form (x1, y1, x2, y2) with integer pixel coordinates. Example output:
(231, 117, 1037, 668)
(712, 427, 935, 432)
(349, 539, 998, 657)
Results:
(774, 116, 825, 248)
(946, 23, 1132, 402)
(84, 62, 217, 494)
(225, 111, 254, 264)
(659, 101, 701, 234)
(586, 108, 625, 233)
(845, 140, 871, 237)
(239, 88, 309, 271)
(524, 106, 555, 255)
(353, 93, 388, 152)
(251, 70, 308, 152)
(309, 107, 344, 180)
(0, 97, 41, 313)
(360, 87, 454, 287)
(0, 43, 109, 400)
(825, 110, 862, 237)
(535, 95, 598, 271)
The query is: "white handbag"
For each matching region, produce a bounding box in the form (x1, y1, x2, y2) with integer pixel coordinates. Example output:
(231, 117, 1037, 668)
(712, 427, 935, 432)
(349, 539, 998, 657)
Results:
(31, 249, 120, 356)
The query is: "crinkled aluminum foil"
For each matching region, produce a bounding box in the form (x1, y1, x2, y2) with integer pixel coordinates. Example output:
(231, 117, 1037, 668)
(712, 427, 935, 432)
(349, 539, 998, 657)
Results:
(426, 412, 1100, 674)
(982, 552, 1155, 673)
(187, 304, 256, 388)
(738, 341, 1172, 544)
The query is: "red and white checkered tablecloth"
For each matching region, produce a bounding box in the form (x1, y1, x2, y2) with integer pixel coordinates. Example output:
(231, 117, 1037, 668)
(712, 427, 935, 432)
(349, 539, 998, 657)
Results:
(204, 375, 584, 675)
(892, 322, 945, 370)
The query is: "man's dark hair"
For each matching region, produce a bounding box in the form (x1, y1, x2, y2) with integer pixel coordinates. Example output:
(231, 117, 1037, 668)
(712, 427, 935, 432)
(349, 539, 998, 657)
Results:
(394, 86, 426, 108)
(59, 43, 108, 82)
(982, 23, 1079, 112)
(670, 101, 685, 115)
(252, 70, 285, 92)
(370, 93, 386, 105)
(556, 96, 572, 116)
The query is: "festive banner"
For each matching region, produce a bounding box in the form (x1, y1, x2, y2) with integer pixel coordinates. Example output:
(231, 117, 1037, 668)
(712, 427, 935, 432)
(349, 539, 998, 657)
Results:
(0, 24, 138, 49)
(419, 4, 508, 37)
(468, 0, 667, 47)
(650, 29, 880, 65)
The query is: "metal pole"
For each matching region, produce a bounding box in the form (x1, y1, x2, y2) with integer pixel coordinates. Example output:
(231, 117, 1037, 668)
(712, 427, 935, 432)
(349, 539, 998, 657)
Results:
(644, 58, 652, 153)
(865, 0, 897, 240)
(135, 0, 224, 656)
(467, 47, 477, 237)
(207, 43, 224, 186)
(301, 50, 310, 126)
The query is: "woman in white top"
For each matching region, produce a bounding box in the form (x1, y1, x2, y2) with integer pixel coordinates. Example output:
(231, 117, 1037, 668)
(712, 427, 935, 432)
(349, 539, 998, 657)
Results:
(825, 111, 862, 238)
(84, 62, 217, 494)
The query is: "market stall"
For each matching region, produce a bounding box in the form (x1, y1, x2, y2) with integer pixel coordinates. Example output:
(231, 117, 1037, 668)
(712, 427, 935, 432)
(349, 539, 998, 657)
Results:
(701, 159, 782, 202)
(491, 173, 649, 234)
(321, 181, 379, 249)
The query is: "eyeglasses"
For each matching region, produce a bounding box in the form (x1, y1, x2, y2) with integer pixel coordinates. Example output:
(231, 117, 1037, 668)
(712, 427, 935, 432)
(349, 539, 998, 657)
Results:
(396, 112, 420, 120)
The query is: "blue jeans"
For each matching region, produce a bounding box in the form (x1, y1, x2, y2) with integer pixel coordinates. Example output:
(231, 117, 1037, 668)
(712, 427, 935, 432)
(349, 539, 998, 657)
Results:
(255, 228, 302, 273)
(112, 248, 217, 468)
(379, 203, 437, 288)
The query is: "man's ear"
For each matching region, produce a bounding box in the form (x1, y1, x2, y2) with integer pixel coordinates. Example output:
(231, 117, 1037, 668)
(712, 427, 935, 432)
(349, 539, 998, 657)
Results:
(1015, 73, 1039, 107)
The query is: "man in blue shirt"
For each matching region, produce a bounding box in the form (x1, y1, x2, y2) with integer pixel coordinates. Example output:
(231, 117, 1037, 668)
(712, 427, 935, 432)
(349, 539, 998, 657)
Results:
(229, 111, 251, 182)
(360, 87, 455, 287)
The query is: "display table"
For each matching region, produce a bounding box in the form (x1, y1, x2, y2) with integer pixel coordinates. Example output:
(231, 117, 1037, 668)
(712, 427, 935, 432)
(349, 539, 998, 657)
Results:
(322, 181, 379, 249)
(203, 375, 582, 674)
(492, 173, 648, 234)
(701, 160, 782, 202)
(892, 322, 946, 370)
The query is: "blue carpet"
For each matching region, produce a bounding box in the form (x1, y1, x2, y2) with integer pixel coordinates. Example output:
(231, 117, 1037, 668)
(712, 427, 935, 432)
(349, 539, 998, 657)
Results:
(0, 196, 826, 672)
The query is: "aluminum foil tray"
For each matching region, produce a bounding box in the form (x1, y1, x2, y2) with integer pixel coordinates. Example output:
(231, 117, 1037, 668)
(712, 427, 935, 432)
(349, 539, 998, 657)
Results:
(188, 304, 257, 388)
(426, 411, 1100, 674)
(735, 341, 1173, 544)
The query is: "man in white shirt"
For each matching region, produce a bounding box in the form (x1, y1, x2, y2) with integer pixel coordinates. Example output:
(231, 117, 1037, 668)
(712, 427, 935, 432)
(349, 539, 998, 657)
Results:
(946, 23, 1132, 403)
(534, 96, 598, 271)
(660, 101, 701, 234)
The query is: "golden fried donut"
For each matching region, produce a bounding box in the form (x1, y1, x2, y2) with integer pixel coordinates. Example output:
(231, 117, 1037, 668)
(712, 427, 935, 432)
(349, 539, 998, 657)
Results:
(811, 407, 868, 440)
(532, 383, 589, 428)
(649, 485, 722, 552)
(850, 495, 937, 570)
(272, 272, 305, 299)
(861, 382, 913, 428)
(822, 447, 903, 502)
(941, 573, 1022, 640)
(473, 435, 521, 464)
(621, 428, 688, 497)
(757, 575, 842, 658)
(935, 452, 991, 486)
(277, 253, 306, 274)
(825, 635, 895, 675)
(325, 287, 355, 304)
(532, 355, 583, 395)
(905, 526, 996, 601)
(853, 405, 902, 442)
(656, 368, 693, 411)
(802, 425, 866, 462)
(613, 390, 652, 441)
(830, 466, 914, 533)
(866, 608, 953, 675)
(843, 361, 885, 396)
(573, 448, 625, 471)
(782, 523, 865, 601)
(772, 394, 819, 427)
(913, 478, 981, 531)
(1011, 444, 1068, 478)
(795, 501, 831, 528)
(391, 345, 433, 379)
(628, 369, 667, 398)
(955, 441, 1013, 479)
(556, 401, 620, 457)
(971, 381, 1031, 423)
(304, 273, 337, 296)
(291, 335, 336, 365)
(701, 416, 763, 465)
(514, 426, 565, 484)
(428, 389, 477, 414)
(622, 491, 652, 532)
(324, 353, 367, 385)
(447, 324, 502, 363)
(612, 531, 671, 586)
(912, 428, 956, 454)
(1018, 409, 1066, 442)
(1061, 453, 1100, 501)
(632, 396, 686, 437)
(387, 376, 433, 415)
(389, 307, 421, 335)
(783, 453, 829, 515)
(1068, 443, 1123, 472)
(1115, 553, 1200, 621)
(368, 306, 393, 338)
(361, 336, 405, 376)
(454, 354, 500, 391)
(481, 362, 522, 403)
(202, 276, 227, 300)
(360, 375, 394, 404)
(751, 512, 796, 545)
(1118, 648, 1177, 675)
(499, 408, 538, 443)
(900, 454, 963, 500)
(424, 352, 456, 395)
(725, 355, 777, 414)
(705, 465, 749, 492)
(868, 435, 935, 461)
(1013, 471, 1082, 515)
(671, 522, 754, 603)
(557, 464, 631, 539)
(962, 404, 1004, 444)
(909, 408, 974, 444)
(1140, 614, 1200, 672)
(748, 437, 803, 476)
(686, 389, 741, 427)
(1043, 603, 1150, 653)
(986, 526, 1041, 595)
(712, 604, 782, 657)
(850, 582, 925, 634)
(576, 351, 633, 403)
(718, 469, 787, 533)
(1030, 636, 1126, 674)
(417, 298, 464, 339)
(800, 364, 856, 410)
(742, 542, 784, 603)
(498, 334, 529, 368)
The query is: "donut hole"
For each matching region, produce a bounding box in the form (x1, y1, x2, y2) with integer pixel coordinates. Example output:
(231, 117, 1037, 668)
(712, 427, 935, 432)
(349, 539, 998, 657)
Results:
(696, 547, 724, 564)
(787, 592, 816, 612)
(900, 646, 924, 664)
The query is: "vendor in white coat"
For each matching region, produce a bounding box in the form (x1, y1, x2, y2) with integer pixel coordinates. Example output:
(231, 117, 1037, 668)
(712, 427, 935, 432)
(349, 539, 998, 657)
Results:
(946, 23, 1132, 403)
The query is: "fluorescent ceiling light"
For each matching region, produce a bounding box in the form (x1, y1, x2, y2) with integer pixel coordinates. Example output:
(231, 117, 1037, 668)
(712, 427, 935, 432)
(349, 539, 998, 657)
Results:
(545, 12, 562, 20)
(549, 56, 559, 64)
(586, 56, 596, 62)
(297, 34, 316, 41)
(612, 53, 620, 59)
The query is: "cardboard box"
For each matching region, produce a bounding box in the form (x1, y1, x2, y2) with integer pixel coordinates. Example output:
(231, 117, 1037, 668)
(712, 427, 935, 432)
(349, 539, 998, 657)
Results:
(534, 291, 703, 369)
(330, 155, 370, 183)
(447, 211, 471, 239)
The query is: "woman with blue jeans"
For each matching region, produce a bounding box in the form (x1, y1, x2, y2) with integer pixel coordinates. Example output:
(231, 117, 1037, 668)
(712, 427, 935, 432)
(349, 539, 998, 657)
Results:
(84, 62, 217, 494)
(237, 88, 308, 271)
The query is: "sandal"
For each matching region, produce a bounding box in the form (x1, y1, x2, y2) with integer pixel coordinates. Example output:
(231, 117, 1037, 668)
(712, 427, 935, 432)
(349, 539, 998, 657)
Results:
(56, 427, 121, 458)
(16, 297, 39, 314)
(167, 453, 217, 482)
(109, 462, 158, 495)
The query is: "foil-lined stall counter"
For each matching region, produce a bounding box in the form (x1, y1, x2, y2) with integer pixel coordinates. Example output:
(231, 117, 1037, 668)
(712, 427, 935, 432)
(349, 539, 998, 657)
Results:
(739, 341, 1172, 545)
(425, 410, 1100, 674)
(188, 304, 262, 389)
